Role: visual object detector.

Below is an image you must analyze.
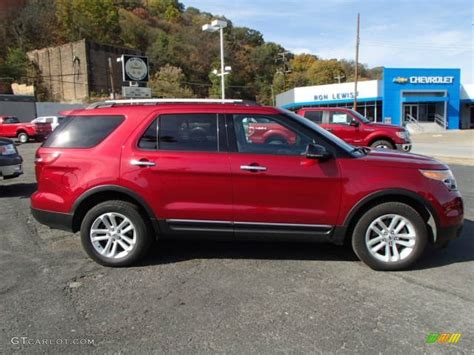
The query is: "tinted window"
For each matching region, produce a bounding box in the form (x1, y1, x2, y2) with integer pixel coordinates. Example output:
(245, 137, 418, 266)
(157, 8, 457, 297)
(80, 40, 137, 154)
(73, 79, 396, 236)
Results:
(138, 119, 158, 150)
(329, 112, 351, 125)
(304, 111, 323, 124)
(4, 117, 19, 124)
(232, 114, 313, 156)
(44, 115, 124, 148)
(139, 114, 218, 152)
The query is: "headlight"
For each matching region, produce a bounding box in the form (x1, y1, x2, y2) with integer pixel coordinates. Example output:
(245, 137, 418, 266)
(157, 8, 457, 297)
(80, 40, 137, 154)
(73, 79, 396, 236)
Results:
(396, 130, 409, 139)
(420, 169, 457, 191)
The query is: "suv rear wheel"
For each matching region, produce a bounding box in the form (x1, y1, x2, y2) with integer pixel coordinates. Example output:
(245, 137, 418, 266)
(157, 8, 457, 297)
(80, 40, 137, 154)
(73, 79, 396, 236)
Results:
(351, 202, 427, 271)
(370, 139, 394, 149)
(80, 200, 153, 267)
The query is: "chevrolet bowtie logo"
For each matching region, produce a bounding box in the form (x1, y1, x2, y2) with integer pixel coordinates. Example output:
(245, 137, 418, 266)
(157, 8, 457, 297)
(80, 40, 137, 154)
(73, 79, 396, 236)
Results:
(393, 76, 409, 84)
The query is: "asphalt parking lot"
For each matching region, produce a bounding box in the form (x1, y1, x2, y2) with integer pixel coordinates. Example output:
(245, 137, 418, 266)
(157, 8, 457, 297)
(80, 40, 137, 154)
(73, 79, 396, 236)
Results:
(1, 143, 473, 354)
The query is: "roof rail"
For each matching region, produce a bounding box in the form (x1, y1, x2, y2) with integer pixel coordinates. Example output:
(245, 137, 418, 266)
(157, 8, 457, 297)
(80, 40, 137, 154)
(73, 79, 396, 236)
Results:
(85, 98, 258, 110)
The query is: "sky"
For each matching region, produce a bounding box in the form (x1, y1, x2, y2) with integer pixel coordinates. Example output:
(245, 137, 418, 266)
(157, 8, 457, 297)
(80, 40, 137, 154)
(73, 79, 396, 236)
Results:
(183, 0, 473, 83)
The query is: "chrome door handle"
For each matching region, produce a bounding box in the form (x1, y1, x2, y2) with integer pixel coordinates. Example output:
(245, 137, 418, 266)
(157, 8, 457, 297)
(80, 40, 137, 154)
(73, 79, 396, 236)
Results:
(240, 165, 267, 172)
(131, 159, 156, 167)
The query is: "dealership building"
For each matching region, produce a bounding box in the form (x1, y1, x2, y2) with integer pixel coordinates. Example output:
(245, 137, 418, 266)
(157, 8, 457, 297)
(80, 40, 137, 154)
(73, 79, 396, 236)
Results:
(276, 68, 474, 130)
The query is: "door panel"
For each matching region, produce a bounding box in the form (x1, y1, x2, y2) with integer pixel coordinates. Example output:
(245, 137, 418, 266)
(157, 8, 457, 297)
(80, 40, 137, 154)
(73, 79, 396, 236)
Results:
(229, 113, 342, 227)
(230, 153, 341, 225)
(121, 113, 233, 223)
(323, 111, 360, 144)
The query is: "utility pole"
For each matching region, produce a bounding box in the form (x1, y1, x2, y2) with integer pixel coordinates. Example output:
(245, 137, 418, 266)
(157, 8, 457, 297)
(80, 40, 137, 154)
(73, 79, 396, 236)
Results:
(353, 13, 360, 110)
(108, 57, 115, 99)
(276, 51, 291, 74)
(334, 73, 345, 83)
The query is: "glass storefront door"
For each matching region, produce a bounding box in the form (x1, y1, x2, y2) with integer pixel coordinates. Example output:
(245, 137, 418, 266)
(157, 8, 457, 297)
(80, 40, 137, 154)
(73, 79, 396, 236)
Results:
(403, 104, 418, 122)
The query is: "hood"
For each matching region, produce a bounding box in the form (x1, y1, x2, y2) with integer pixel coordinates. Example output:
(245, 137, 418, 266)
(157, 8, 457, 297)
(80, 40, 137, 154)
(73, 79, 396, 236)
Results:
(366, 122, 404, 131)
(361, 148, 447, 169)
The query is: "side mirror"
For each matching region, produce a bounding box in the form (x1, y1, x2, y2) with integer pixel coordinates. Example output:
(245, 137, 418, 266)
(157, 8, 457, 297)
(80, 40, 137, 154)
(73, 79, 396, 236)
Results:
(305, 143, 332, 160)
(350, 119, 360, 127)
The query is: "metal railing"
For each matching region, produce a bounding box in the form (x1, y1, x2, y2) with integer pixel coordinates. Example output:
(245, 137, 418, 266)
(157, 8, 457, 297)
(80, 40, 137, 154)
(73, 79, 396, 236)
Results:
(405, 114, 423, 132)
(434, 113, 447, 129)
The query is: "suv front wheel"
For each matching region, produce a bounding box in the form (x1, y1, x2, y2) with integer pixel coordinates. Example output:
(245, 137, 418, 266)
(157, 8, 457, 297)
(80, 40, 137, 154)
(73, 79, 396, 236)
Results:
(80, 200, 153, 267)
(351, 202, 427, 271)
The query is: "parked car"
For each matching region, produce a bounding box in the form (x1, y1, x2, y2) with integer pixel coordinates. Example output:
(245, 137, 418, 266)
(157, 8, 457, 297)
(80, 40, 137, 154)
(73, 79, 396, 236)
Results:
(31, 116, 66, 131)
(31, 100, 463, 270)
(296, 107, 411, 151)
(0, 116, 52, 143)
(0, 138, 23, 180)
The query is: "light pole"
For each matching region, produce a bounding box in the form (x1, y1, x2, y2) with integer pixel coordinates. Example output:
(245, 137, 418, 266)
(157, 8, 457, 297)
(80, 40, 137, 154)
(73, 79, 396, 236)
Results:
(202, 19, 229, 101)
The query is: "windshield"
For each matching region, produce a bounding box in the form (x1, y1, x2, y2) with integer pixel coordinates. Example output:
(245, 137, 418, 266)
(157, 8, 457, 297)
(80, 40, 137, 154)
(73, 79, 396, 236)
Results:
(280, 108, 358, 154)
(350, 109, 371, 123)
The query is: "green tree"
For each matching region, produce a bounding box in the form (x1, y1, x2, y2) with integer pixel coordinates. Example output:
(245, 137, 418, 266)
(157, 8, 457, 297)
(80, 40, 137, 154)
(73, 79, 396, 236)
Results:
(0, 48, 30, 81)
(307, 59, 345, 85)
(56, 0, 121, 44)
(150, 64, 195, 98)
(119, 9, 150, 51)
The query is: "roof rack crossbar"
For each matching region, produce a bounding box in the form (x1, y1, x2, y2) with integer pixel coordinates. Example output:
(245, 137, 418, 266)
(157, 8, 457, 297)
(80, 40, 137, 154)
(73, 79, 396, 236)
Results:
(86, 98, 257, 110)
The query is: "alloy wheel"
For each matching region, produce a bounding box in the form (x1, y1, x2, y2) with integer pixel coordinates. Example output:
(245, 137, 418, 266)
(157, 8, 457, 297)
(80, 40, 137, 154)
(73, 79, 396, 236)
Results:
(90, 212, 137, 259)
(365, 214, 416, 263)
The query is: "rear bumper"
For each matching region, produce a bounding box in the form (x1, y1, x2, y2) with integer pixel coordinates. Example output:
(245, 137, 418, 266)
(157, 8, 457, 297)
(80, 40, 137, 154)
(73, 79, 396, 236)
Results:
(31, 207, 74, 232)
(396, 143, 412, 152)
(0, 163, 23, 179)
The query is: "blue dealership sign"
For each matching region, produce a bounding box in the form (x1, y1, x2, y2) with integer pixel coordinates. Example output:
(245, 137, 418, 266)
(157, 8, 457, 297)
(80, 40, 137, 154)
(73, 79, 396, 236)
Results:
(382, 68, 461, 129)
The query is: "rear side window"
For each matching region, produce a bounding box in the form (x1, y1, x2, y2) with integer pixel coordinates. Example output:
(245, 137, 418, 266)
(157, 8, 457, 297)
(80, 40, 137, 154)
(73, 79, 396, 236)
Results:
(43, 115, 124, 148)
(138, 114, 218, 152)
(304, 111, 323, 124)
(4, 117, 20, 124)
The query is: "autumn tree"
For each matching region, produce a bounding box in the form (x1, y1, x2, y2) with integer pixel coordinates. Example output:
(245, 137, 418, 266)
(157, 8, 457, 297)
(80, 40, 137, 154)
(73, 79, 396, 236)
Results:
(56, 0, 121, 44)
(150, 64, 195, 98)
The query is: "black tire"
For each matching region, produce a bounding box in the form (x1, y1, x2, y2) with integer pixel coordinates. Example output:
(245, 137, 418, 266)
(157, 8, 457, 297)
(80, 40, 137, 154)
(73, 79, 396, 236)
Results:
(80, 200, 153, 267)
(351, 202, 427, 271)
(17, 132, 29, 144)
(265, 136, 287, 145)
(370, 139, 394, 149)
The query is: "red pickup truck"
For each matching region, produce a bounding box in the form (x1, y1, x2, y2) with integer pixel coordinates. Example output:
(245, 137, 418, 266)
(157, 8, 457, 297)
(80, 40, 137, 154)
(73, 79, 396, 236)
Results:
(297, 107, 411, 151)
(0, 116, 52, 143)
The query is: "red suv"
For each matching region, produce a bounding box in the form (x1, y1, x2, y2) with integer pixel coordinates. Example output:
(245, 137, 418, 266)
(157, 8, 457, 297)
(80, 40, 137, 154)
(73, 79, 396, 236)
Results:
(297, 107, 411, 151)
(31, 100, 463, 270)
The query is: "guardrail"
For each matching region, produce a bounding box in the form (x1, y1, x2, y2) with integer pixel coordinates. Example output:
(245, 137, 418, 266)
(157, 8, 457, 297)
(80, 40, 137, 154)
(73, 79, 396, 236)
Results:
(405, 114, 424, 132)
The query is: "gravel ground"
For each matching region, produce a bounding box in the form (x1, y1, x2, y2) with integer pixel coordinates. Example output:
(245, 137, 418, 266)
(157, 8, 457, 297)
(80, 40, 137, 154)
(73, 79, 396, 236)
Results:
(0, 143, 473, 354)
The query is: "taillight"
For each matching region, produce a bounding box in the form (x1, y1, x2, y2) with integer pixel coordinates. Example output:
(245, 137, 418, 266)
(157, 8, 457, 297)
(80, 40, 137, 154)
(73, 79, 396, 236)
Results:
(35, 151, 61, 164)
(248, 126, 255, 136)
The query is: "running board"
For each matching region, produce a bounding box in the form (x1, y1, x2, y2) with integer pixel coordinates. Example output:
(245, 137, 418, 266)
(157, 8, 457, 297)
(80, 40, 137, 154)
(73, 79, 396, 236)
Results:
(161, 219, 333, 242)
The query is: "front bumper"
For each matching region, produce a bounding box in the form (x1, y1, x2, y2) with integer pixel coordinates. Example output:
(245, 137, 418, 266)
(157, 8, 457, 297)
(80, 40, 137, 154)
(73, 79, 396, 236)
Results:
(0, 163, 23, 179)
(396, 143, 412, 152)
(31, 207, 74, 232)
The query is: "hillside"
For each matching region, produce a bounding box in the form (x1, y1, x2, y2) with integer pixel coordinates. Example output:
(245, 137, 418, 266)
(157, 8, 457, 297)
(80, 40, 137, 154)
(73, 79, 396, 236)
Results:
(0, 0, 381, 103)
